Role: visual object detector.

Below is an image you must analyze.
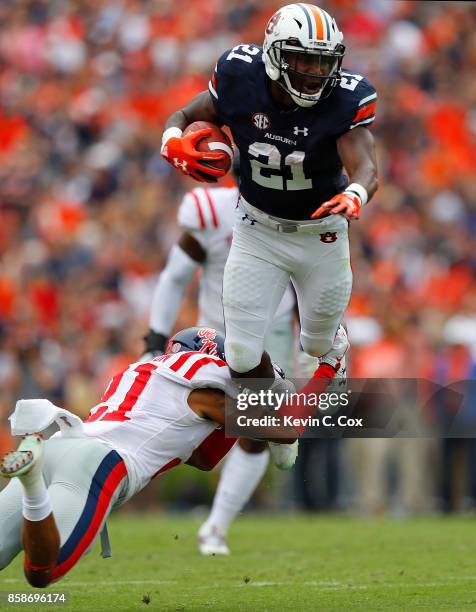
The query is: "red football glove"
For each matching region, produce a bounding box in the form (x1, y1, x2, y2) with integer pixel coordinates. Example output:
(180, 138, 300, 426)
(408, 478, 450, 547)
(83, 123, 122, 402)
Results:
(311, 191, 362, 221)
(161, 128, 226, 183)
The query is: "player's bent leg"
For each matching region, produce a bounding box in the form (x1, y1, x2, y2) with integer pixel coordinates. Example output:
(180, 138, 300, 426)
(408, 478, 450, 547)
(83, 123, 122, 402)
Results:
(0, 434, 59, 587)
(294, 240, 352, 361)
(43, 439, 128, 584)
(223, 219, 290, 375)
(198, 439, 269, 556)
(264, 311, 294, 376)
(1, 436, 128, 586)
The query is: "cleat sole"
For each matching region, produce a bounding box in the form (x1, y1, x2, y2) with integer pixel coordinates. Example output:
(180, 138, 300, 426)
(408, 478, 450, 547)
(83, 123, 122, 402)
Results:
(0, 450, 35, 478)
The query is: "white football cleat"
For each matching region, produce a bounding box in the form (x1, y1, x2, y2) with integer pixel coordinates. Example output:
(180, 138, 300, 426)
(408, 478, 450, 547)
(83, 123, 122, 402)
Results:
(0, 433, 44, 480)
(320, 325, 349, 370)
(268, 439, 298, 470)
(197, 524, 230, 556)
(333, 352, 347, 389)
(321, 325, 349, 393)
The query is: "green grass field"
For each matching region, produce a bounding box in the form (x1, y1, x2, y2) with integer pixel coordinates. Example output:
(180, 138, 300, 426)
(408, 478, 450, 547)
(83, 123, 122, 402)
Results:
(1, 514, 476, 611)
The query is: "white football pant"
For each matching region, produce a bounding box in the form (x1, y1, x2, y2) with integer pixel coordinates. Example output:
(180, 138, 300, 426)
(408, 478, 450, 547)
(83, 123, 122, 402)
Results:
(223, 204, 352, 373)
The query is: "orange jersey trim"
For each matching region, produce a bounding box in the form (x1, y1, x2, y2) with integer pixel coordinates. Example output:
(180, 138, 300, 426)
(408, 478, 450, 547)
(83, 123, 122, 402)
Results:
(352, 101, 377, 124)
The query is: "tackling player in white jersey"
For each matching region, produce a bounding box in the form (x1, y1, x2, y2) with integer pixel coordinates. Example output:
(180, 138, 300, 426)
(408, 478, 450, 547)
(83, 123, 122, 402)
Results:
(0, 327, 347, 588)
(144, 164, 296, 556)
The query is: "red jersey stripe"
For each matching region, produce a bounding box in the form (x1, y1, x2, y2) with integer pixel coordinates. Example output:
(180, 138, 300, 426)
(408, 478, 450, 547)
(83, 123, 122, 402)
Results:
(101, 362, 156, 422)
(169, 351, 198, 372)
(190, 191, 206, 229)
(85, 404, 109, 423)
(204, 189, 219, 228)
(100, 370, 124, 403)
(183, 356, 227, 380)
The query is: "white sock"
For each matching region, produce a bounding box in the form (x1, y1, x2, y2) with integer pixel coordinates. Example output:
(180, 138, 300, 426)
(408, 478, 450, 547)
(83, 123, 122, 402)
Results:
(204, 444, 269, 534)
(20, 467, 52, 522)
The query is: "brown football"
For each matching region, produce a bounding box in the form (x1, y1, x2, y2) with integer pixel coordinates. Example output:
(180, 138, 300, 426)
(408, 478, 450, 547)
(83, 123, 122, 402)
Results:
(183, 121, 233, 176)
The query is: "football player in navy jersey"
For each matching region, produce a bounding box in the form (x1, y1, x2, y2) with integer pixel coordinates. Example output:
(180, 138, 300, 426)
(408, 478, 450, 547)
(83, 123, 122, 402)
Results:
(161, 4, 377, 428)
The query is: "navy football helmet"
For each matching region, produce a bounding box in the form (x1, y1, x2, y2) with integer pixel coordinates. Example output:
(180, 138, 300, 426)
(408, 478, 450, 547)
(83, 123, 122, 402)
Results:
(166, 327, 226, 361)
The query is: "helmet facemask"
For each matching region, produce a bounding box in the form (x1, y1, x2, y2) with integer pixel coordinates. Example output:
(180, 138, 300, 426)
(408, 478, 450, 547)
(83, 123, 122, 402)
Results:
(267, 39, 345, 107)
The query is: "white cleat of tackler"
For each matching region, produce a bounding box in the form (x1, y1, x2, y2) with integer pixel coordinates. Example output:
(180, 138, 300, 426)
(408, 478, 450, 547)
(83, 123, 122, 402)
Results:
(197, 524, 230, 556)
(0, 434, 44, 479)
(268, 439, 298, 470)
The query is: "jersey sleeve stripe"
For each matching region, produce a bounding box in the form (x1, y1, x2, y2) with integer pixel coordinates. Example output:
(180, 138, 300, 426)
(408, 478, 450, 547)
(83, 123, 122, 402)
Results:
(190, 191, 206, 229)
(169, 351, 199, 372)
(209, 73, 218, 100)
(350, 116, 375, 129)
(352, 101, 377, 124)
(358, 92, 377, 107)
(156, 353, 173, 363)
(183, 356, 227, 380)
(204, 189, 219, 228)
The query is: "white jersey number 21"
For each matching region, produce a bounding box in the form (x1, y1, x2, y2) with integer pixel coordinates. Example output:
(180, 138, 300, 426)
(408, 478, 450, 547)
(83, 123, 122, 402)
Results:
(248, 142, 312, 191)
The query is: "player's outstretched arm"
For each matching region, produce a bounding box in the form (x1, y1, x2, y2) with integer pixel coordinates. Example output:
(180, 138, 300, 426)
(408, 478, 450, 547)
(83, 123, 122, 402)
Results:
(311, 127, 378, 220)
(187, 388, 298, 445)
(144, 233, 205, 357)
(161, 92, 226, 182)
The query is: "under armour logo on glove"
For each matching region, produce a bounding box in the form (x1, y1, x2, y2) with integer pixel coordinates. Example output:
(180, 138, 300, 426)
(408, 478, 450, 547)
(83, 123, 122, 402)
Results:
(174, 158, 188, 171)
(161, 128, 226, 183)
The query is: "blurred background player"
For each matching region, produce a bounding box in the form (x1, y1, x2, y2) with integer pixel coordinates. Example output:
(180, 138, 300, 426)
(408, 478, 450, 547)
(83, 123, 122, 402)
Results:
(160, 4, 378, 411)
(143, 157, 296, 555)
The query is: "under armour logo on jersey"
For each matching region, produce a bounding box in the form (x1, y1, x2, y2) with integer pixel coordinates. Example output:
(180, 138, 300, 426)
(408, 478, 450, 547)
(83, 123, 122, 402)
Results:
(173, 158, 188, 171)
(293, 126, 309, 136)
(320, 232, 337, 243)
(252, 113, 271, 130)
(242, 213, 256, 226)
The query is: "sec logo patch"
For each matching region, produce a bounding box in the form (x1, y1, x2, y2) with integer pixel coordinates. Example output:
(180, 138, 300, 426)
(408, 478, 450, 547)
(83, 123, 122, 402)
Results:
(252, 113, 271, 130)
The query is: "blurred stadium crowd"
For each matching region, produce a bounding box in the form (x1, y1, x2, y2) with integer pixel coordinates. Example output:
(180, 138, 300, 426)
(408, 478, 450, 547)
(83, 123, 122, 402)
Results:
(1, 0, 476, 514)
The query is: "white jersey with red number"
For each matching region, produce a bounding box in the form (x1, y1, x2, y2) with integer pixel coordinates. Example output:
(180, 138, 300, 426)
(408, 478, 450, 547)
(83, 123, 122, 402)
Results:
(178, 186, 294, 333)
(82, 352, 236, 499)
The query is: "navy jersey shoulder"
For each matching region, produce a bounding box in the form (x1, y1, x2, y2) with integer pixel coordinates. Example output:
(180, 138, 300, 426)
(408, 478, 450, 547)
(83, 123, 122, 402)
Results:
(325, 71, 377, 135)
(209, 45, 264, 123)
(208, 45, 377, 220)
